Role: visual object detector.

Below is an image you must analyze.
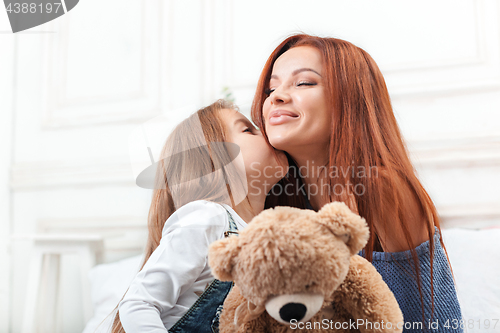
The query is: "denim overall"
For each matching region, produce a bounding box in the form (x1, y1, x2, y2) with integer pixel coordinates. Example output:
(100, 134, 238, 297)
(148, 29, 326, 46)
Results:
(169, 207, 238, 333)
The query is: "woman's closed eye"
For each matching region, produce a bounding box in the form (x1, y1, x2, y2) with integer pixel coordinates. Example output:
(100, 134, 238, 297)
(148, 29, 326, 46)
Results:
(264, 82, 316, 95)
(297, 81, 316, 87)
(264, 88, 274, 95)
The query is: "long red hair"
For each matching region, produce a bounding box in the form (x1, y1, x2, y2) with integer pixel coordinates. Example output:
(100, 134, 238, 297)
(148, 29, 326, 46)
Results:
(251, 34, 454, 324)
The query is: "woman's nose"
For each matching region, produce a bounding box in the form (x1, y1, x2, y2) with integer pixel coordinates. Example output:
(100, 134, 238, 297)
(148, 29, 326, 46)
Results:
(270, 86, 291, 104)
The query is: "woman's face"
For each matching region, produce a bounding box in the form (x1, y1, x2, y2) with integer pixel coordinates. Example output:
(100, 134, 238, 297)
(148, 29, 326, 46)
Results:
(262, 46, 331, 155)
(222, 109, 288, 190)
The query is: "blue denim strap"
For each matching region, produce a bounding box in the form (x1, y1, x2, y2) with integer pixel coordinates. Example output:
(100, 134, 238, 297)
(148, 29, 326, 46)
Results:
(168, 279, 234, 333)
(222, 206, 239, 238)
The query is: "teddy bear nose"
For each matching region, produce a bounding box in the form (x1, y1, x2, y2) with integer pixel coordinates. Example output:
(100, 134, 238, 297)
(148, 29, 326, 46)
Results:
(279, 302, 307, 322)
(265, 293, 325, 325)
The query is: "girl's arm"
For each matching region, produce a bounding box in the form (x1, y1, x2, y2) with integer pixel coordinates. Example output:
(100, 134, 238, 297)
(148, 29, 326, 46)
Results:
(119, 200, 228, 332)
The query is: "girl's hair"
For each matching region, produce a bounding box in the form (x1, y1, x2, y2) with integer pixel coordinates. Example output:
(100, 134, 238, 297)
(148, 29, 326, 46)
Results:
(251, 34, 453, 324)
(111, 99, 250, 333)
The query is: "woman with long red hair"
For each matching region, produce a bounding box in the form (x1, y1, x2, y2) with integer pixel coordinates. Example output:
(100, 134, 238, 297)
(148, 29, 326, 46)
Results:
(251, 34, 463, 332)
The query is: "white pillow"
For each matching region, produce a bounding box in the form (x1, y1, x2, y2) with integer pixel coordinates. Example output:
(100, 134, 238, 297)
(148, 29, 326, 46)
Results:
(82, 254, 143, 333)
(441, 227, 500, 325)
(83, 228, 500, 332)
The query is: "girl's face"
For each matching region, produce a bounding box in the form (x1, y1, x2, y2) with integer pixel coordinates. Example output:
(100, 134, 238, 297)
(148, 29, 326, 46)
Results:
(262, 46, 332, 155)
(222, 109, 288, 189)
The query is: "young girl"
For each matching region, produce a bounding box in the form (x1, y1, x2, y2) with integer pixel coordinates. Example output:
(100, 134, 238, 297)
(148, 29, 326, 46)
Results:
(111, 99, 288, 332)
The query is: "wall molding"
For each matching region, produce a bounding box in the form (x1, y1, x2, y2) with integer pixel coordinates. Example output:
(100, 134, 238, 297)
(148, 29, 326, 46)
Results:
(10, 157, 135, 190)
(382, 1, 487, 74)
(40, 0, 163, 129)
(438, 203, 500, 229)
(370, 0, 500, 98)
(225, 0, 500, 100)
(37, 215, 147, 262)
(0, 35, 15, 333)
(199, 0, 233, 104)
(408, 134, 500, 168)
(10, 135, 500, 190)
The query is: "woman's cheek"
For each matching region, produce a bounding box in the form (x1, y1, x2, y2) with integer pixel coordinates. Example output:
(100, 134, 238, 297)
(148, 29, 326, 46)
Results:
(262, 100, 271, 119)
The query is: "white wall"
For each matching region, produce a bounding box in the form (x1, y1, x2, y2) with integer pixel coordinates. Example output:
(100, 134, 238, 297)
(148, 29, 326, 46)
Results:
(1, 0, 499, 332)
(0, 18, 15, 333)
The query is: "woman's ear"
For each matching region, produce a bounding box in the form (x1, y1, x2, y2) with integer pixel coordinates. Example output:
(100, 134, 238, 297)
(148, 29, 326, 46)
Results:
(316, 201, 370, 255)
(208, 236, 240, 281)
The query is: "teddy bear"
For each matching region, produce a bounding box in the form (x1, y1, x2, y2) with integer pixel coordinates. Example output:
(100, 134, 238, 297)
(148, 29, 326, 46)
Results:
(208, 202, 404, 333)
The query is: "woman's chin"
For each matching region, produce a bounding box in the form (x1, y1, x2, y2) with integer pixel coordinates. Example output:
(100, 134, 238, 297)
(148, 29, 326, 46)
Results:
(268, 137, 292, 153)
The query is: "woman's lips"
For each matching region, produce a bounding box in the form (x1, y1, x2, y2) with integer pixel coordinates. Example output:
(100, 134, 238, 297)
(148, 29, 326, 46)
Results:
(268, 110, 299, 125)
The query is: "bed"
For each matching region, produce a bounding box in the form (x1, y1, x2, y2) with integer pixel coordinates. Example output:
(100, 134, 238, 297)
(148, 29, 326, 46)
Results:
(82, 227, 500, 333)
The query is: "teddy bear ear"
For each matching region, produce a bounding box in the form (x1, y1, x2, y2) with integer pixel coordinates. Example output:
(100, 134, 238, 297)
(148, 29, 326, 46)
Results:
(208, 236, 240, 281)
(317, 201, 370, 255)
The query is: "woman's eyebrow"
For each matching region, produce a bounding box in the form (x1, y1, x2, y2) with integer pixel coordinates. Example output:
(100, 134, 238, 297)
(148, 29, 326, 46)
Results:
(293, 68, 321, 77)
(270, 68, 321, 80)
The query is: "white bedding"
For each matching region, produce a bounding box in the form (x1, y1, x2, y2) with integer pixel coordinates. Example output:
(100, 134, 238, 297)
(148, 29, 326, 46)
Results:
(82, 228, 500, 333)
(441, 227, 500, 328)
(82, 255, 143, 333)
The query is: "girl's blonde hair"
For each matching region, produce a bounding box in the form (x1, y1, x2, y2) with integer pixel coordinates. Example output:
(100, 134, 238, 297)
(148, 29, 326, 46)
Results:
(110, 99, 250, 333)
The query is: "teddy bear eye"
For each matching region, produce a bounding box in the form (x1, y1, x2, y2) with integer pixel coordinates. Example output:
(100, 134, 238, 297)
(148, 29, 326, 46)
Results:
(305, 281, 317, 289)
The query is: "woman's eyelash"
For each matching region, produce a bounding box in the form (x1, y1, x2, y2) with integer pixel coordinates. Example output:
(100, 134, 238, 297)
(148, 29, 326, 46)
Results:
(264, 88, 274, 95)
(243, 127, 252, 133)
(298, 82, 316, 86)
(265, 82, 316, 95)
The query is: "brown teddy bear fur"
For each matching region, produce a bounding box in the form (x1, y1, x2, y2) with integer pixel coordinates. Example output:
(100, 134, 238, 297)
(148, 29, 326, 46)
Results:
(208, 202, 404, 333)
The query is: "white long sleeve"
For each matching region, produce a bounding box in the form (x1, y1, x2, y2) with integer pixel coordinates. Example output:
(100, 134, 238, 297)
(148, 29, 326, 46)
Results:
(118, 200, 247, 332)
